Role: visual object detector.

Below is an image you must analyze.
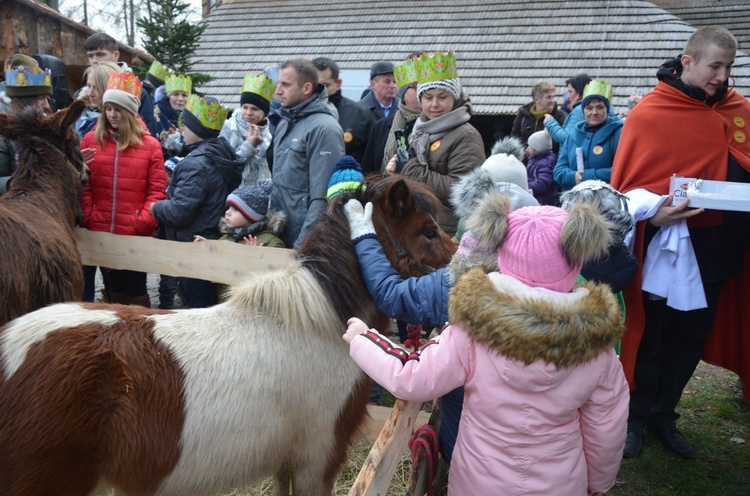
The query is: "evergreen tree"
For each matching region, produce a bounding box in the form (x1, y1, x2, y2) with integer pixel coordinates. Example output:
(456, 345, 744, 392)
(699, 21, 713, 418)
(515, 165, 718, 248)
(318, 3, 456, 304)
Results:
(136, 0, 211, 89)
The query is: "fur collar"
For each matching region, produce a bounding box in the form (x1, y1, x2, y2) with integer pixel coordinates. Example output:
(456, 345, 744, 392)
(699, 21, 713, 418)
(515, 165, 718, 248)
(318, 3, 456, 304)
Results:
(220, 210, 286, 238)
(449, 268, 624, 368)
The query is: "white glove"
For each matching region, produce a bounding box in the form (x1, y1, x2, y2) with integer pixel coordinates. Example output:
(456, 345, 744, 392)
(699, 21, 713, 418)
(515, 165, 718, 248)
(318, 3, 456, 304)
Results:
(344, 199, 376, 241)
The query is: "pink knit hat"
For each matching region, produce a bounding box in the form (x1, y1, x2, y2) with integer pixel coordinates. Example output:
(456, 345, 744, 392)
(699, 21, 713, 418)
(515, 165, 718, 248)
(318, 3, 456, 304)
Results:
(497, 206, 582, 292)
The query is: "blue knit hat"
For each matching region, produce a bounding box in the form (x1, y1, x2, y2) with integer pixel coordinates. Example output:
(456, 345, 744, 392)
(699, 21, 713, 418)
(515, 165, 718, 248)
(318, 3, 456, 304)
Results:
(327, 156, 365, 199)
(226, 178, 273, 222)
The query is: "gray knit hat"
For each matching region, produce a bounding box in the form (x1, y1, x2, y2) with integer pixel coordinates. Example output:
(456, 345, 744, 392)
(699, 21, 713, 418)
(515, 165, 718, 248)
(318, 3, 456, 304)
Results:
(527, 131, 552, 153)
(226, 178, 273, 223)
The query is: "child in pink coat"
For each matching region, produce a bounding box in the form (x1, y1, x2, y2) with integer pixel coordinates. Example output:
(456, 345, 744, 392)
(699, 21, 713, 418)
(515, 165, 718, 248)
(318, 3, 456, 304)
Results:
(344, 191, 629, 495)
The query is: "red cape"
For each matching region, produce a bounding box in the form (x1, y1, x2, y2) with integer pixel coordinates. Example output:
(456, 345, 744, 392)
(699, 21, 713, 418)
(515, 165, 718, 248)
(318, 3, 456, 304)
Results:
(611, 82, 750, 402)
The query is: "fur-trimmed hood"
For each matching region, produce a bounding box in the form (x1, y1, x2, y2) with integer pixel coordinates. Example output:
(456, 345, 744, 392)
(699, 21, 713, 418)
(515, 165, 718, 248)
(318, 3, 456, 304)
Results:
(449, 268, 623, 372)
(219, 209, 286, 238)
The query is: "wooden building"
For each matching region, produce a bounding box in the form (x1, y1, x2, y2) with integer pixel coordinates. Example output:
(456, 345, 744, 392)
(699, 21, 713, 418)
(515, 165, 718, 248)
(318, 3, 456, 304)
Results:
(0, 0, 153, 99)
(192, 0, 750, 142)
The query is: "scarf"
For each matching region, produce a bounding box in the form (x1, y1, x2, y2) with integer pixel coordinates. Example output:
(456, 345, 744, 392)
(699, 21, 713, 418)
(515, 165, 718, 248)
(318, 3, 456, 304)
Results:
(227, 219, 268, 242)
(530, 105, 552, 120)
(408, 105, 470, 166)
(226, 110, 251, 150)
(381, 101, 422, 171)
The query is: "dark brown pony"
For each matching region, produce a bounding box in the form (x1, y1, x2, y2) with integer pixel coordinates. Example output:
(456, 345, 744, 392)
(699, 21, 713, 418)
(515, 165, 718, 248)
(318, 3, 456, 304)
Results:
(0, 175, 454, 496)
(0, 100, 88, 325)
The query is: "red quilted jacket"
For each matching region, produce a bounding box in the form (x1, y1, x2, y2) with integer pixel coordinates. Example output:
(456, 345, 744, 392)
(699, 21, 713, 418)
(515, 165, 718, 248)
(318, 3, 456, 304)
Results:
(80, 127, 166, 236)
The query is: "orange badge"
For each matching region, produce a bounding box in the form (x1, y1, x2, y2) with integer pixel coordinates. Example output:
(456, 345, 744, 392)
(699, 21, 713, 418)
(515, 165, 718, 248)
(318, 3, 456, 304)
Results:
(734, 116, 746, 128)
(430, 140, 441, 152)
(592, 145, 603, 155)
(735, 131, 746, 144)
(343, 131, 353, 143)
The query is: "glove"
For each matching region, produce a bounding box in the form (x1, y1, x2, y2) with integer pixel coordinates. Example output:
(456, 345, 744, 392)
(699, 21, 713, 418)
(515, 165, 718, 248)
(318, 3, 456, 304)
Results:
(344, 199, 376, 241)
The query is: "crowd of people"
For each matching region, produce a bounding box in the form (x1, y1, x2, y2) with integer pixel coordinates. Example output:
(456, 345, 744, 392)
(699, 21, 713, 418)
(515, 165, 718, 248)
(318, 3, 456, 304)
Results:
(1, 25, 748, 495)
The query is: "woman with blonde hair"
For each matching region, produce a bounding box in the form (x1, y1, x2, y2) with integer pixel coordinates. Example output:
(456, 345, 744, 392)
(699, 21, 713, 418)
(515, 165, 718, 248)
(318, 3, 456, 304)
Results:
(75, 61, 121, 138)
(80, 71, 166, 306)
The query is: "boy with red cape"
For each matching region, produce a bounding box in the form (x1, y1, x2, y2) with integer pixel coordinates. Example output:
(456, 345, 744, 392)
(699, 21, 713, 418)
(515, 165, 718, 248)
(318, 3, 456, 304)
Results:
(611, 26, 750, 460)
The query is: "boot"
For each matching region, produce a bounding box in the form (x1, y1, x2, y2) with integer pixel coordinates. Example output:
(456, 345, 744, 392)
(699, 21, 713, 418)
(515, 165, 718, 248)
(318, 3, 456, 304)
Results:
(127, 295, 151, 308)
(108, 292, 128, 305)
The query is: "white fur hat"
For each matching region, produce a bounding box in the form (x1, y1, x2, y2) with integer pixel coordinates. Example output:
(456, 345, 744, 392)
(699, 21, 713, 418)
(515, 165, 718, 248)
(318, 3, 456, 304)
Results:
(528, 130, 552, 153)
(480, 153, 531, 194)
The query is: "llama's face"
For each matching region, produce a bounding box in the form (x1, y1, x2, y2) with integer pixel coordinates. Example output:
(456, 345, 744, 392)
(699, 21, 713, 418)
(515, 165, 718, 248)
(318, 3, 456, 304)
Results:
(369, 177, 456, 278)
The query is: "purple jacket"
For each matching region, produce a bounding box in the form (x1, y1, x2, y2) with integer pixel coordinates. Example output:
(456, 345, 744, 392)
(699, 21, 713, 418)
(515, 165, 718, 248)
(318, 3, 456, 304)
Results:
(526, 149, 558, 205)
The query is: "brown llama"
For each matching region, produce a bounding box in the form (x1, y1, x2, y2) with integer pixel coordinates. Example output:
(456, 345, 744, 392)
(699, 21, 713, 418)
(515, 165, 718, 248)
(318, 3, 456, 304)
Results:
(0, 176, 455, 496)
(0, 100, 89, 325)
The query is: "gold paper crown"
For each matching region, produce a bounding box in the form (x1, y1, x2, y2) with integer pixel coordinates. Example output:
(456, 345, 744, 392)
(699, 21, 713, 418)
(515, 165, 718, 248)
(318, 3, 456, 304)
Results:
(148, 61, 171, 82)
(185, 94, 227, 131)
(582, 80, 613, 102)
(106, 71, 143, 100)
(415, 51, 458, 84)
(165, 73, 192, 94)
(241, 73, 275, 104)
(3, 63, 52, 95)
(394, 57, 419, 88)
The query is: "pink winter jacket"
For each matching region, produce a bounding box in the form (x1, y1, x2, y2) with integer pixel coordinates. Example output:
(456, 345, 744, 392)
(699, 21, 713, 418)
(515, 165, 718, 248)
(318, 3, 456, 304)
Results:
(349, 269, 629, 495)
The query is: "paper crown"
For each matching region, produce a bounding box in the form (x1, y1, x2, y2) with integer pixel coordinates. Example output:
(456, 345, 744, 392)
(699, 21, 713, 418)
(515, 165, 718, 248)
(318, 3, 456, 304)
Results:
(394, 57, 419, 89)
(165, 73, 192, 94)
(185, 94, 227, 131)
(264, 63, 280, 84)
(106, 71, 143, 100)
(415, 51, 458, 84)
(3, 64, 52, 96)
(582, 80, 613, 102)
(148, 61, 171, 82)
(241, 73, 275, 103)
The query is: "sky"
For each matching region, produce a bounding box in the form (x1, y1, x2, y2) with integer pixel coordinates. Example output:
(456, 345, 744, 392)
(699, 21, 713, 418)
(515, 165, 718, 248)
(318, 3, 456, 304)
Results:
(59, 0, 204, 50)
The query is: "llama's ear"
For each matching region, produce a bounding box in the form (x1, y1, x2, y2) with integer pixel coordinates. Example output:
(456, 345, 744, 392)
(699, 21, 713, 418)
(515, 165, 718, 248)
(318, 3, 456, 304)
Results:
(386, 179, 413, 220)
(0, 113, 11, 139)
(56, 100, 87, 133)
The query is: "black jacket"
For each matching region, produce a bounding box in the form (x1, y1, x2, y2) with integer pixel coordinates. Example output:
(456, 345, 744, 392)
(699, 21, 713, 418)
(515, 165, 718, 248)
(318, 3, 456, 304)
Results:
(358, 91, 399, 122)
(360, 114, 417, 176)
(152, 137, 243, 242)
(329, 91, 374, 163)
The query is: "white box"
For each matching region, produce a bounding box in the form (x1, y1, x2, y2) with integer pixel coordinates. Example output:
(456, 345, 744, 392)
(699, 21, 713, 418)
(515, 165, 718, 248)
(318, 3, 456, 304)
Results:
(669, 175, 750, 212)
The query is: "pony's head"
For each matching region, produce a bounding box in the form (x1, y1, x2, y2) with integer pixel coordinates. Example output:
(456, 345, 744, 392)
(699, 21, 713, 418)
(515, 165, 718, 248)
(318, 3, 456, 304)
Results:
(298, 175, 455, 330)
(0, 100, 90, 189)
(363, 175, 456, 277)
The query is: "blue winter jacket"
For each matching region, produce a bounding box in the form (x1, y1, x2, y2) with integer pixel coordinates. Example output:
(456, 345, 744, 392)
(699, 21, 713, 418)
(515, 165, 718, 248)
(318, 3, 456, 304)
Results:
(355, 236, 450, 329)
(553, 116, 623, 190)
(545, 102, 617, 145)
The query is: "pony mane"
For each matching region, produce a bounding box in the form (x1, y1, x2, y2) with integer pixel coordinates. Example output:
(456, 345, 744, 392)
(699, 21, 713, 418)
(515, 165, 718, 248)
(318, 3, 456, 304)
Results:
(226, 260, 342, 341)
(297, 188, 383, 328)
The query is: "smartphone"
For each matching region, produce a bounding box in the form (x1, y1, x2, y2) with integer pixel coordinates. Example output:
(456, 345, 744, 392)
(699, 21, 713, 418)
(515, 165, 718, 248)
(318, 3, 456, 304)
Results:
(394, 129, 409, 169)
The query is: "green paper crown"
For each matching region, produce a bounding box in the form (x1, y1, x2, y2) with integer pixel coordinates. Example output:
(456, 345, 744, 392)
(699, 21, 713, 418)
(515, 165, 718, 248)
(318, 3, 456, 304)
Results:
(394, 57, 419, 89)
(583, 80, 613, 102)
(241, 72, 275, 104)
(415, 51, 458, 84)
(185, 94, 227, 131)
(148, 61, 171, 82)
(165, 73, 192, 94)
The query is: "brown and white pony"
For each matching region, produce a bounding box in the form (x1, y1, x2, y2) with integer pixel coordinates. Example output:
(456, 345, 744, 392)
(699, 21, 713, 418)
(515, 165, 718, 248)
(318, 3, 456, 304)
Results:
(0, 100, 88, 325)
(0, 176, 455, 496)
